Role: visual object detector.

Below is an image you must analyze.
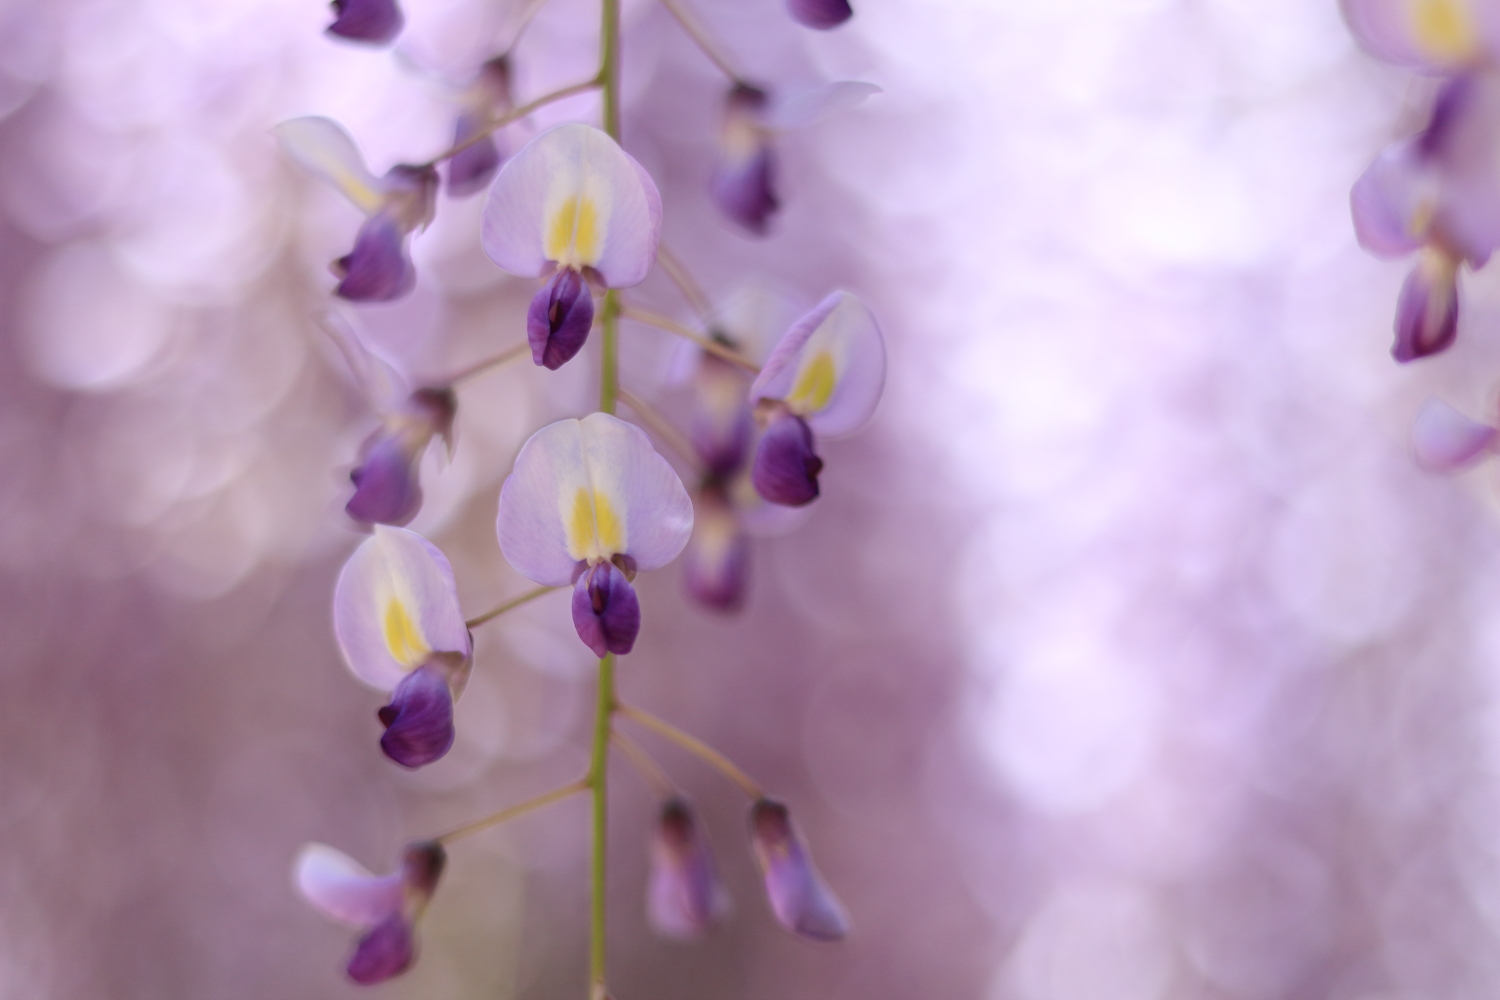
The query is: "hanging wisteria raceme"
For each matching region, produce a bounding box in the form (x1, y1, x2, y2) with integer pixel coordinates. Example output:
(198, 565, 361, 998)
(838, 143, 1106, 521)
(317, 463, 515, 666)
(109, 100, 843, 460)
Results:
(284, 0, 875, 991)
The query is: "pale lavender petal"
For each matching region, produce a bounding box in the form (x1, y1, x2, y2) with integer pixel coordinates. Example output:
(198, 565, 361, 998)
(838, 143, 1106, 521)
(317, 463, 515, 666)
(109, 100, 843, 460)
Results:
(1412, 397, 1497, 471)
(527, 267, 595, 370)
(751, 291, 886, 438)
(690, 354, 753, 476)
(333, 525, 471, 690)
(1393, 253, 1460, 362)
(1350, 139, 1428, 260)
(482, 123, 662, 287)
(764, 81, 882, 130)
(346, 430, 422, 527)
(295, 843, 404, 926)
(787, 0, 853, 29)
(327, 0, 404, 44)
(683, 487, 749, 611)
(498, 414, 693, 585)
(377, 663, 455, 767)
(1339, 0, 1498, 70)
(648, 797, 730, 939)
(749, 799, 849, 941)
(752, 413, 823, 507)
(446, 113, 502, 198)
(272, 116, 385, 214)
(711, 145, 778, 235)
(346, 913, 414, 984)
(335, 213, 415, 302)
(571, 560, 641, 657)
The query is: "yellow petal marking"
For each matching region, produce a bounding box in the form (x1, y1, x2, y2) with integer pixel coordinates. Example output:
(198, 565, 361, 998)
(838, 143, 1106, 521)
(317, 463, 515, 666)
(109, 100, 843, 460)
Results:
(566, 487, 626, 562)
(785, 350, 837, 415)
(545, 196, 603, 269)
(383, 598, 430, 668)
(1410, 0, 1480, 63)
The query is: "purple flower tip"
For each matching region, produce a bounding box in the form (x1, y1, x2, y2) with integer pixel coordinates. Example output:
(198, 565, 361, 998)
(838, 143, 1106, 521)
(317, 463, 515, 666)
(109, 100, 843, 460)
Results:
(752, 412, 823, 507)
(377, 664, 456, 768)
(335, 214, 416, 302)
(400, 839, 448, 898)
(346, 432, 423, 527)
(749, 798, 849, 942)
(447, 114, 503, 198)
(684, 487, 749, 612)
(1393, 256, 1460, 363)
(346, 912, 414, 984)
(648, 797, 728, 939)
(571, 560, 641, 657)
(527, 268, 595, 370)
(711, 146, 779, 236)
(787, 0, 852, 29)
(326, 0, 404, 45)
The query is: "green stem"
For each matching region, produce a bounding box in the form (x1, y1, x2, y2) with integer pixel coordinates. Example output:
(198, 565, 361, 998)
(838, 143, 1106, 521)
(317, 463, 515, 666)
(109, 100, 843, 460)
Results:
(600, 290, 619, 415)
(588, 653, 617, 997)
(464, 584, 558, 629)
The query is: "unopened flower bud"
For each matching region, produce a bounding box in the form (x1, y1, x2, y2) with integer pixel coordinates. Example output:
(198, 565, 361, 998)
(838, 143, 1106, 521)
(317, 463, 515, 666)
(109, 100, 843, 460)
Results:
(327, 0, 404, 44)
(1393, 249, 1460, 362)
(648, 797, 730, 939)
(748, 799, 849, 941)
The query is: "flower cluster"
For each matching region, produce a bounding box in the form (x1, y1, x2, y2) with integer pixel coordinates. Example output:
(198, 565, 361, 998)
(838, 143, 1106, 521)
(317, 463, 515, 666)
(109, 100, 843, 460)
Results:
(283, 0, 880, 990)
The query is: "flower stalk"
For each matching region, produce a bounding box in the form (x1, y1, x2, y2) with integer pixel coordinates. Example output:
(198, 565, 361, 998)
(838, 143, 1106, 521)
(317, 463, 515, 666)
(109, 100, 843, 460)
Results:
(619, 703, 765, 799)
(464, 584, 558, 629)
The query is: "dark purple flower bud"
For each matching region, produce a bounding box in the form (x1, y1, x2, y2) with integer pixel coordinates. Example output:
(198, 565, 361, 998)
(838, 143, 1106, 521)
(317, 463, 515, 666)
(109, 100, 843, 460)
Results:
(327, 0, 404, 44)
(749, 799, 849, 942)
(347, 432, 423, 526)
(712, 86, 779, 235)
(683, 487, 749, 611)
(648, 797, 729, 939)
(447, 113, 503, 198)
(571, 560, 641, 657)
(400, 839, 447, 899)
(347, 912, 414, 984)
(752, 412, 823, 507)
(377, 663, 455, 767)
(335, 213, 415, 302)
(787, 0, 852, 30)
(527, 268, 595, 370)
(1393, 252, 1460, 363)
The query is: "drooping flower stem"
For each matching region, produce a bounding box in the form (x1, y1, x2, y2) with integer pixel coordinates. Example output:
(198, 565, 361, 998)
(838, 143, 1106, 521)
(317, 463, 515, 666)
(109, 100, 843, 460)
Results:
(619, 703, 765, 799)
(656, 244, 715, 322)
(613, 731, 676, 797)
(421, 77, 604, 168)
(434, 777, 589, 844)
(617, 387, 703, 474)
(446, 341, 531, 388)
(619, 304, 761, 373)
(464, 584, 558, 629)
(589, 652, 618, 999)
(656, 0, 746, 84)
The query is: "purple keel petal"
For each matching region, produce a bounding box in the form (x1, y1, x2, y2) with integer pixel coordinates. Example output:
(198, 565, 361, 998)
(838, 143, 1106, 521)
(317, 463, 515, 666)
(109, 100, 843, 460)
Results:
(712, 145, 779, 236)
(683, 487, 749, 611)
(749, 799, 849, 942)
(1393, 252, 1460, 363)
(346, 913, 415, 984)
(787, 0, 852, 29)
(346, 431, 422, 527)
(527, 268, 595, 370)
(648, 797, 730, 940)
(447, 113, 502, 198)
(752, 413, 823, 507)
(571, 561, 641, 657)
(378, 663, 456, 767)
(1412, 397, 1497, 471)
(327, 0, 404, 45)
(335, 214, 415, 302)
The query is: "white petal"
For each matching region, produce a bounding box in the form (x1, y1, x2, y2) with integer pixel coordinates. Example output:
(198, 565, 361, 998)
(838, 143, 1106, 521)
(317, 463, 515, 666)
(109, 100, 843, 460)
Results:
(294, 843, 404, 926)
(273, 117, 387, 215)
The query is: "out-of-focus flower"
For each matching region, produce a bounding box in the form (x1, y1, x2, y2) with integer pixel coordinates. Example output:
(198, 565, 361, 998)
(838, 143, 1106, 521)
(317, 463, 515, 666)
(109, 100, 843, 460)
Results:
(787, 0, 853, 30)
(295, 839, 446, 983)
(483, 124, 662, 369)
(749, 291, 885, 506)
(748, 799, 848, 942)
(647, 797, 730, 939)
(1350, 72, 1500, 360)
(710, 82, 878, 235)
(274, 118, 438, 302)
(447, 56, 514, 198)
(326, 0, 405, 45)
(1341, 0, 1500, 72)
(1412, 396, 1498, 469)
(497, 414, 692, 656)
(333, 526, 473, 766)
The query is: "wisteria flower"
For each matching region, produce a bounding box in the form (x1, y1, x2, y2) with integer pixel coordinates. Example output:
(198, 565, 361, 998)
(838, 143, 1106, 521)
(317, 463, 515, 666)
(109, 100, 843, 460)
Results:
(748, 799, 848, 941)
(334, 526, 472, 766)
(274, 117, 438, 302)
(647, 797, 730, 939)
(326, 0, 404, 45)
(1412, 396, 1498, 470)
(749, 291, 885, 505)
(295, 839, 445, 983)
(787, 0, 853, 30)
(446, 56, 513, 198)
(497, 413, 692, 657)
(1341, 0, 1500, 72)
(482, 123, 662, 369)
(1351, 72, 1500, 360)
(710, 82, 878, 235)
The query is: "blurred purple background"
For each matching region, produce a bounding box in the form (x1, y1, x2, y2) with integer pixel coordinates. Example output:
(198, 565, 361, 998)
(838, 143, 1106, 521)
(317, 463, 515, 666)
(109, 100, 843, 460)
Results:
(5, 0, 1500, 998)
